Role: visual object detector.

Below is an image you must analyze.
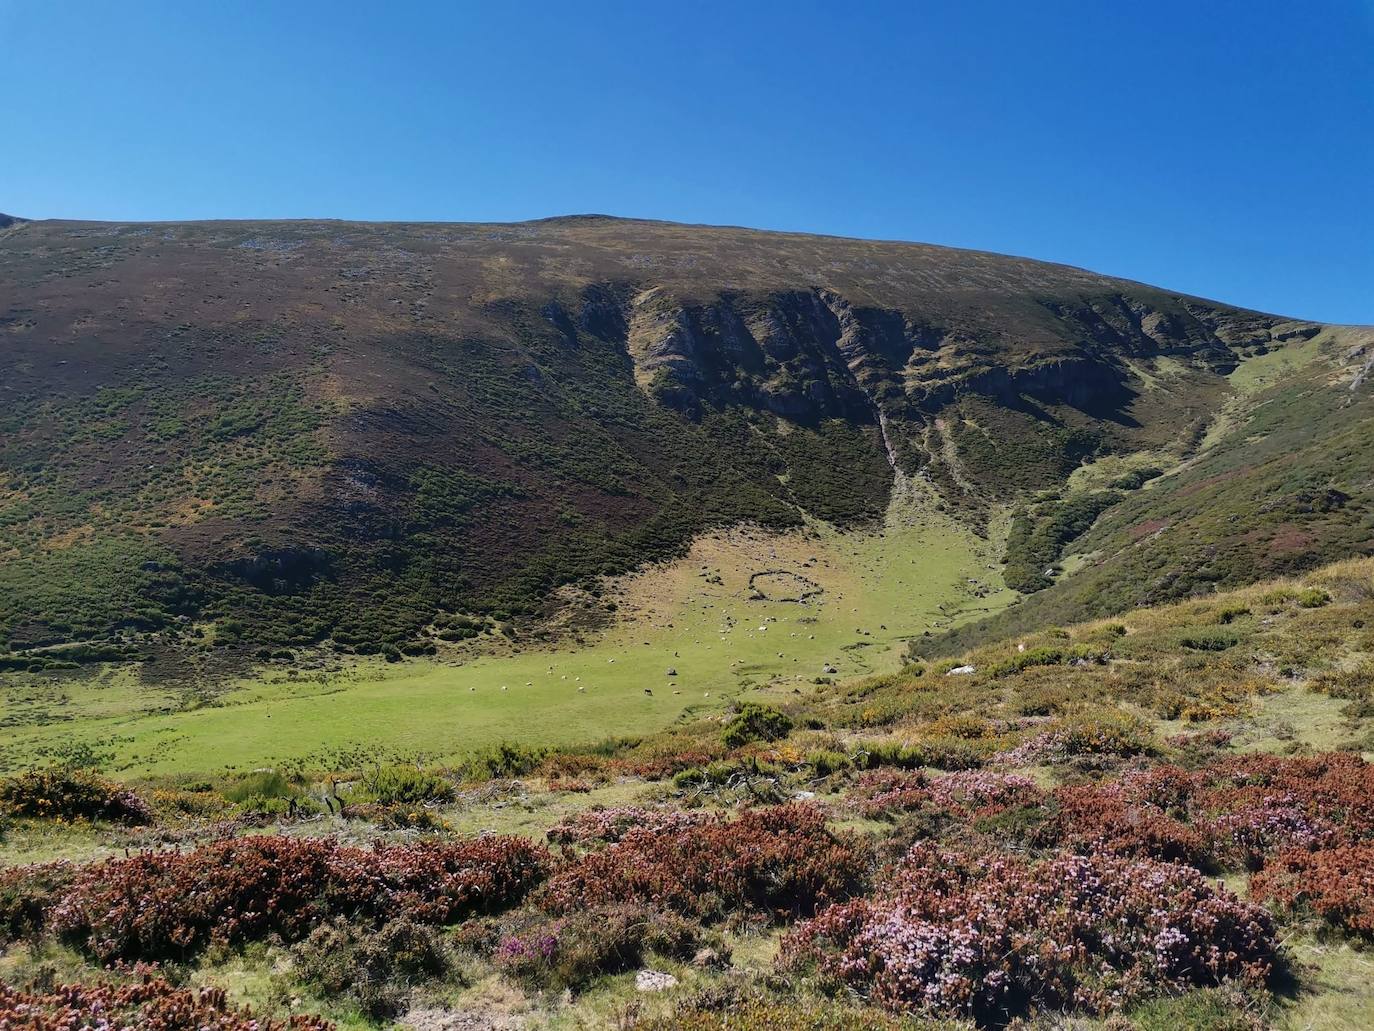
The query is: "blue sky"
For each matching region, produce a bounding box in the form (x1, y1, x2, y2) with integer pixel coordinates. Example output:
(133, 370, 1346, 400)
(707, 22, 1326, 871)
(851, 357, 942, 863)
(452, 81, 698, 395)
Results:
(3, 1, 1371, 323)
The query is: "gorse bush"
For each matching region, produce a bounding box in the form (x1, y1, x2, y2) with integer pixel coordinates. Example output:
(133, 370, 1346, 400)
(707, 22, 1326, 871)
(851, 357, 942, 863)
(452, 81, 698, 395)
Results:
(49, 834, 549, 960)
(541, 804, 868, 921)
(782, 843, 1276, 1023)
(0, 769, 152, 825)
(354, 764, 454, 805)
(722, 702, 794, 748)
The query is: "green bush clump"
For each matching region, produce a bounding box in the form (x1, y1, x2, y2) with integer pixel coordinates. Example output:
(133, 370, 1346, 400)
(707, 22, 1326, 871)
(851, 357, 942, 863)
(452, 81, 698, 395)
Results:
(1178, 629, 1240, 652)
(986, 644, 1102, 678)
(461, 742, 547, 781)
(1215, 605, 1252, 625)
(1109, 466, 1164, 491)
(495, 903, 701, 992)
(808, 750, 852, 777)
(355, 765, 454, 805)
(291, 916, 451, 1019)
(722, 703, 794, 749)
(1297, 587, 1332, 608)
(1003, 490, 1123, 593)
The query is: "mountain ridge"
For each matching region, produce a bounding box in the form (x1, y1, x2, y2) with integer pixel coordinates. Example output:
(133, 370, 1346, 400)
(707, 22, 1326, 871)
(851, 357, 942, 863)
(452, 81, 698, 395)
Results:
(0, 215, 1361, 666)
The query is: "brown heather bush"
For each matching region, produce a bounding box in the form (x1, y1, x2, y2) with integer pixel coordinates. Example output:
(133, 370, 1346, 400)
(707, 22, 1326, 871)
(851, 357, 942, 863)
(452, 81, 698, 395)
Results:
(49, 834, 549, 961)
(540, 803, 869, 922)
(0, 976, 333, 1030)
(1250, 842, 1374, 936)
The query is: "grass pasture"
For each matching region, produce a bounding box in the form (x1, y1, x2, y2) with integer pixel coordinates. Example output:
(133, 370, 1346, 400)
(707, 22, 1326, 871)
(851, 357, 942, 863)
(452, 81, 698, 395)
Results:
(0, 487, 1012, 778)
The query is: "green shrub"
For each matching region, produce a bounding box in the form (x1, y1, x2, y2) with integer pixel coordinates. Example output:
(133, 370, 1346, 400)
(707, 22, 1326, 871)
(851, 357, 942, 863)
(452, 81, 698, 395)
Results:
(1297, 587, 1332, 608)
(461, 742, 546, 781)
(355, 765, 454, 805)
(722, 703, 794, 749)
(495, 904, 700, 992)
(290, 917, 450, 1019)
(808, 750, 851, 777)
(1215, 605, 1252, 624)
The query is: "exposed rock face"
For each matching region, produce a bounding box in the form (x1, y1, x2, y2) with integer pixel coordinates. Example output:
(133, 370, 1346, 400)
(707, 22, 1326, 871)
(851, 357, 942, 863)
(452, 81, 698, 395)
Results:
(607, 281, 1298, 479)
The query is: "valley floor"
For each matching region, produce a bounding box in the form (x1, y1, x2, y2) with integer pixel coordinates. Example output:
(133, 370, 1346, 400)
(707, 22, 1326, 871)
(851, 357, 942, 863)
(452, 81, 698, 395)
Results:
(0, 482, 1013, 778)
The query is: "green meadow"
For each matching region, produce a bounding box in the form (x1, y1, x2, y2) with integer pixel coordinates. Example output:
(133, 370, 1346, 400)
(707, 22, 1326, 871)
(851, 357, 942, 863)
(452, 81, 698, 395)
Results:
(0, 484, 1013, 778)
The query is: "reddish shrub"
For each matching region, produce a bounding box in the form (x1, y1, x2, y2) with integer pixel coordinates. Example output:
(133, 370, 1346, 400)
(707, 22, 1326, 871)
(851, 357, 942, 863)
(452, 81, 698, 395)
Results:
(0, 976, 332, 1030)
(851, 770, 936, 819)
(546, 805, 712, 846)
(783, 843, 1275, 1022)
(541, 804, 868, 921)
(926, 770, 1044, 819)
(1250, 842, 1374, 936)
(1196, 753, 1374, 867)
(50, 834, 549, 961)
(1040, 780, 1209, 867)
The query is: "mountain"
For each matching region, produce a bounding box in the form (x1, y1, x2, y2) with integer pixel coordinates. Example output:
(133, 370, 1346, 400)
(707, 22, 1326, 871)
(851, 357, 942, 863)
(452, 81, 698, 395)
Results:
(0, 214, 1365, 662)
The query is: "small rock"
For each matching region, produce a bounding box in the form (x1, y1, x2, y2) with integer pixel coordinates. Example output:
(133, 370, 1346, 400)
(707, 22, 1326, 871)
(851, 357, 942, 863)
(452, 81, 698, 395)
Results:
(635, 969, 679, 992)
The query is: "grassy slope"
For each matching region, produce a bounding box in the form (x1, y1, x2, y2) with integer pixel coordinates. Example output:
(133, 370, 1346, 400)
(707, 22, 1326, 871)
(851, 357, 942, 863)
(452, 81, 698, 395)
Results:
(917, 325, 1374, 658)
(0, 484, 1011, 777)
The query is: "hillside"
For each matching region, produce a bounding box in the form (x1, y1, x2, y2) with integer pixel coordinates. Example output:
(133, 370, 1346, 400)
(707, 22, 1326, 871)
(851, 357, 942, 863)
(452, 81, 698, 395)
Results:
(0, 215, 1337, 670)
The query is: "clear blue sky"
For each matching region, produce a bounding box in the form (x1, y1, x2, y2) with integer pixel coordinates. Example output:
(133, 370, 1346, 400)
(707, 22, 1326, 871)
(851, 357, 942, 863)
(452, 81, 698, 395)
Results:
(3, 1, 1371, 323)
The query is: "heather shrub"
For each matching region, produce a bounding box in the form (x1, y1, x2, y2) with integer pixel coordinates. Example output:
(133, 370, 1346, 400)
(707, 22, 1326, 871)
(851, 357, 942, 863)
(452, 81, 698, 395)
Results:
(926, 770, 1043, 817)
(852, 769, 936, 819)
(1197, 752, 1374, 867)
(782, 843, 1276, 1023)
(0, 769, 152, 825)
(290, 916, 450, 1019)
(1039, 780, 1209, 867)
(495, 903, 700, 991)
(546, 805, 711, 847)
(1250, 842, 1374, 936)
(541, 804, 869, 922)
(723, 703, 794, 748)
(51, 834, 550, 960)
(1052, 711, 1155, 756)
(0, 977, 333, 1030)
